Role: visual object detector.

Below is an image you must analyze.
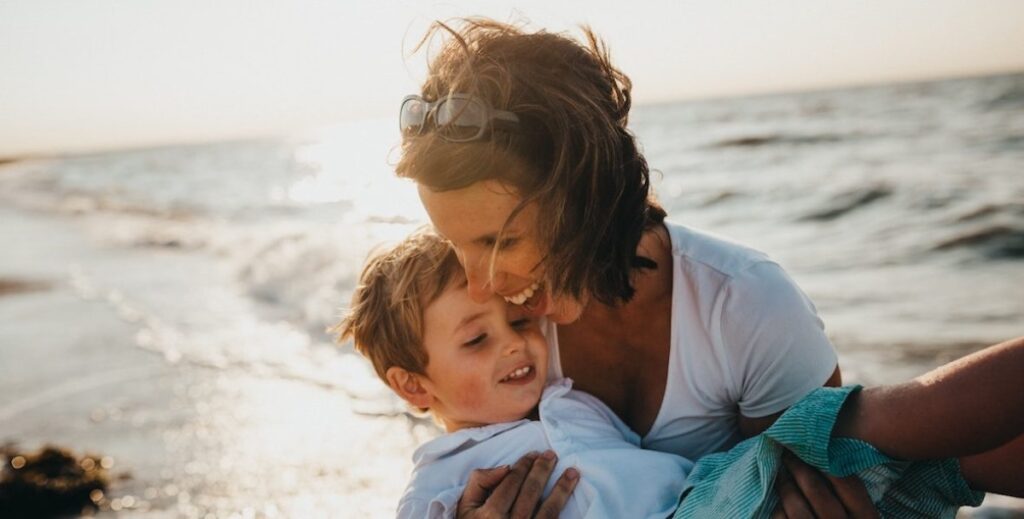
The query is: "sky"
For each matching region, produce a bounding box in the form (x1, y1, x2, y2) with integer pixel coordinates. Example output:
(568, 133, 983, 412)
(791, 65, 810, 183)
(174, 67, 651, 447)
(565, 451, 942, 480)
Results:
(2, 0, 1024, 157)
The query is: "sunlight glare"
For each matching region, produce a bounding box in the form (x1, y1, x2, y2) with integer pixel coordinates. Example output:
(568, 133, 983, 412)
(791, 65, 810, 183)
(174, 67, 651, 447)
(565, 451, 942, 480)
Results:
(290, 119, 426, 224)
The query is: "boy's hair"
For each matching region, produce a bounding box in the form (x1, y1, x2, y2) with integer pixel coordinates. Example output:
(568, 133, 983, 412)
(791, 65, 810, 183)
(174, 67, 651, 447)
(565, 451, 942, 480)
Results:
(335, 228, 462, 383)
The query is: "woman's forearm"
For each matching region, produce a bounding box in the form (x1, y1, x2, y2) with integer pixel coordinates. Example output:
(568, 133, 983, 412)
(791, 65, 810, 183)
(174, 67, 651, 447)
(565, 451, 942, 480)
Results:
(833, 336, 1024, 461)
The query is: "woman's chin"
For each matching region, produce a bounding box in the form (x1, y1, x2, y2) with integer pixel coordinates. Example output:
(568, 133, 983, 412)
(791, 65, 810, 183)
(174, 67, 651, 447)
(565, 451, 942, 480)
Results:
(522, 287, 549, 318)
(544, 292, 586, 324)
(549, 302, 585, 324)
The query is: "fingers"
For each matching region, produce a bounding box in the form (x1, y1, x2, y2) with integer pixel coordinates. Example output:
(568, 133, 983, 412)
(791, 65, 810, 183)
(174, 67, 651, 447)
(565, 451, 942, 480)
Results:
(483, 452, 540, 515)
(774, 464, 815, 519)
(459, 463, 513, 511)
(826, 474, 880, 519)
(781, 452, 848, 518)
(510, 450, 558, 518)
(533, 467, 580, 519)
(455, 451, 579, 519)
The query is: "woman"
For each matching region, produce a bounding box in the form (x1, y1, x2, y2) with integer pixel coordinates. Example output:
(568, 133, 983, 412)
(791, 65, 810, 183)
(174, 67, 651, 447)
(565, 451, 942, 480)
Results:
(397, 19, 873, 518)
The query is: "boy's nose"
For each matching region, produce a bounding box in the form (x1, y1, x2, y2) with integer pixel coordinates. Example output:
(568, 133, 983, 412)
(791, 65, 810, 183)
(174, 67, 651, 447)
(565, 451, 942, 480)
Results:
(501, 330, 526, 356)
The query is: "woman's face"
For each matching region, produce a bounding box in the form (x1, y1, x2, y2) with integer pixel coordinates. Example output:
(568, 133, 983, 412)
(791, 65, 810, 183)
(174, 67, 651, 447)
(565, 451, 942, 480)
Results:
(418, 179, 586, 324)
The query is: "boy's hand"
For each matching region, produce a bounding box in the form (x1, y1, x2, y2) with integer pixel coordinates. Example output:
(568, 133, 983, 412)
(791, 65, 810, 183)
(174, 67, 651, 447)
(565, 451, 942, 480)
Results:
(772, 451, 879, 519)
(457, 451, 579, 518)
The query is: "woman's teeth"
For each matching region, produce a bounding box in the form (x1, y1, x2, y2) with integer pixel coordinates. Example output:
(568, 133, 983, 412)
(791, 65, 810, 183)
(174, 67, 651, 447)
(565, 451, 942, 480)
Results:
(504, 282, 540, 305)
(500, 366, 532, 382)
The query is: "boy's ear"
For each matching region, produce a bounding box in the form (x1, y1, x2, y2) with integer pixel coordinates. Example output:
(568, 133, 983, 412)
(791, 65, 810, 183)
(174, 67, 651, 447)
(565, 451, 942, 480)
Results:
(386, 366, 432, 409)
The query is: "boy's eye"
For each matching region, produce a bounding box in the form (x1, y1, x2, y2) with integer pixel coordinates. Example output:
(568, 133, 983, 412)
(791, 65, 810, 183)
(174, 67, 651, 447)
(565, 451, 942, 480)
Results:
(464, 334, 487, 347)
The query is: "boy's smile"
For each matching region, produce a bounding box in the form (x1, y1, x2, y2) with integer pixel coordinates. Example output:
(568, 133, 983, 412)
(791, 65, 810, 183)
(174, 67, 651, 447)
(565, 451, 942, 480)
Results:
(418, 276, 549, 432)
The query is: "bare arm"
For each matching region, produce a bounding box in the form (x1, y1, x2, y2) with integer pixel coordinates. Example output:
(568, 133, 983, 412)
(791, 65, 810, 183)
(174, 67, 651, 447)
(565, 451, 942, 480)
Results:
(833, 336, 1024, 461)
(959, 433, 1024, 496)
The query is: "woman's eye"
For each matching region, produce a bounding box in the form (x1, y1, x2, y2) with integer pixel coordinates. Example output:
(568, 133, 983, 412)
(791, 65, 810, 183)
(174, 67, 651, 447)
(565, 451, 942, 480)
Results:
(464, 334, 487, 347)
(481, 236, 517, 249)
(510, 318, 531, 329)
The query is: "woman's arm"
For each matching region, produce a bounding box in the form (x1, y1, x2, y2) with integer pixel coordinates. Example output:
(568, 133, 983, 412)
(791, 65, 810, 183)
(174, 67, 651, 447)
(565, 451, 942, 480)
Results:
(833, 336, 1024, 460)
(959, 433, 1024, 496)
(832, 336, 1024, 495)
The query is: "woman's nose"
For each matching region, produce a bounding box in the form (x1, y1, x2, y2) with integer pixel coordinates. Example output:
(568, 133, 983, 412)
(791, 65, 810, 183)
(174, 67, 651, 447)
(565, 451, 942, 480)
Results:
(462, 251, 494, 303)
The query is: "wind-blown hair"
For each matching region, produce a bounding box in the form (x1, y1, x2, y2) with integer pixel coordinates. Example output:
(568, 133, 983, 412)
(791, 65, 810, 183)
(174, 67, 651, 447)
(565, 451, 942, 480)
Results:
(334, 228, 462, 384)
(396, 18, 665, 305)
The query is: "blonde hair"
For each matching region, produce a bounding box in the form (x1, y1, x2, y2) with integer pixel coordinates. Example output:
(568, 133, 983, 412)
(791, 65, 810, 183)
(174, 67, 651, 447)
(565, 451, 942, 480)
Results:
(397, 18, 665, 306)
(334, 228, 462, 383)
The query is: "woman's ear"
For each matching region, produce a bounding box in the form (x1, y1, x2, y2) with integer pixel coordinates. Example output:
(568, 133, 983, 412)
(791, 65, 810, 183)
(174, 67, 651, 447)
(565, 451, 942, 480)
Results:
(386, 366, 433, 409)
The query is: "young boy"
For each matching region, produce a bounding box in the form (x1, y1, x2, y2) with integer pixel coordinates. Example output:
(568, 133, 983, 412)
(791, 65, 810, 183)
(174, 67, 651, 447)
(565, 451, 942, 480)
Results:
(337, 229, 1023, 518)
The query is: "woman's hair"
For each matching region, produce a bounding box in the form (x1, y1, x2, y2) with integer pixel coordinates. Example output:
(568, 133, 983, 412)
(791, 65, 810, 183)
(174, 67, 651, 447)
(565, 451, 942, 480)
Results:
(397, 18, 665, 305)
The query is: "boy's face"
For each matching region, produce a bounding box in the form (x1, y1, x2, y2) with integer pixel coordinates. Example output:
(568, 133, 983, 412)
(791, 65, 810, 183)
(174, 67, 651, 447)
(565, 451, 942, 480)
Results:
(419, 277, 548, 432)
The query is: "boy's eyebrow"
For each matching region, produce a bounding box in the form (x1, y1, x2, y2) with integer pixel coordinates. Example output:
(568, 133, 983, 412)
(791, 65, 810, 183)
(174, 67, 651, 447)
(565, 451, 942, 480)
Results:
(456, 311, 488, 332)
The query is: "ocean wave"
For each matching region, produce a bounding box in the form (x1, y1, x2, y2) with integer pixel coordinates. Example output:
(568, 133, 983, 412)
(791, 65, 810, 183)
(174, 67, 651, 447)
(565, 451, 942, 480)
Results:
(697, 190, 741, 207)
(798, 186, 892, 222)
(952, 202, 1024, 224)
(990, 134, 1024, 152)
(234, 230, 364, 339)
(0, 174, 202, 221)
(932, 224, 1024, 259)
(707, 133, 849, 149)
(986, 80, 1024, 108)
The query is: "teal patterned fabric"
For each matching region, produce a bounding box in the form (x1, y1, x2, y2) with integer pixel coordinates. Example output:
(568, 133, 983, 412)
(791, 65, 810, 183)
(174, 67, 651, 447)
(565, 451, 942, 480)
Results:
(674, 386, 984, 519)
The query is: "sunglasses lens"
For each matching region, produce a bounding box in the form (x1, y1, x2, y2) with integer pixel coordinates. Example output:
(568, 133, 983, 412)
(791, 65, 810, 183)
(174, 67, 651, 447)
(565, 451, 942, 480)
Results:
(436, 98, 486, 141)
(400, 99, 427, 135)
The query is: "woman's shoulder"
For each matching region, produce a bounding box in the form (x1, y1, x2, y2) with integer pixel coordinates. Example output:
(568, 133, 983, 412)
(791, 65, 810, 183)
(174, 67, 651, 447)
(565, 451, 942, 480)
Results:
(661, 220, 773, 279)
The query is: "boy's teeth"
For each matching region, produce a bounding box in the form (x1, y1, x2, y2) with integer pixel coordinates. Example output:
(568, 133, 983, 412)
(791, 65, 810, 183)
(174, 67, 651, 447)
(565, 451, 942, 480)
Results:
(504, 282, 540, 306)
(501, 366, 532, 382)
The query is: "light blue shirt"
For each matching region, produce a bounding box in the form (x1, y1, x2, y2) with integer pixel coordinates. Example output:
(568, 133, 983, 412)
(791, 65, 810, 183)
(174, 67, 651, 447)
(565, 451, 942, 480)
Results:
(398, 378, 694, 518)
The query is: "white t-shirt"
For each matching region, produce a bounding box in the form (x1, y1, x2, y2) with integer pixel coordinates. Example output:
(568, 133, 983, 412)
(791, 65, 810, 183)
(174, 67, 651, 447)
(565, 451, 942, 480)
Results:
(545, 221, 838, 460)
(398, 379, 694, 519)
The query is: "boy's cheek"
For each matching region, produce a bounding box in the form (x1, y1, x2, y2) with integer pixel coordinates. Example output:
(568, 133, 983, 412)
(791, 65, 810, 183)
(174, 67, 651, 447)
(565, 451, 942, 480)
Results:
(451, 379, 492, 409)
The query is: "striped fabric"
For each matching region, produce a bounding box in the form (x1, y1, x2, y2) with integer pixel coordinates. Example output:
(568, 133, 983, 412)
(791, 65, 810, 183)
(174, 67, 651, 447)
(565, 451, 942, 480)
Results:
(674, 386, 984, 519)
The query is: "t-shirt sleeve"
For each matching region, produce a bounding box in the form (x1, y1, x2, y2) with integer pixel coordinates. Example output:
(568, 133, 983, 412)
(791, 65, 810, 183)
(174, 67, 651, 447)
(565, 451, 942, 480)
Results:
(718, 261, 838, 418)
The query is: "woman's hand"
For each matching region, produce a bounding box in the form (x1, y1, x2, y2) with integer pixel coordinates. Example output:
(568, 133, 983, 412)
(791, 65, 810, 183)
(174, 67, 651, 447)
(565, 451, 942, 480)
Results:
(457, 451, 580, 519)
(772, 451, 879, 519)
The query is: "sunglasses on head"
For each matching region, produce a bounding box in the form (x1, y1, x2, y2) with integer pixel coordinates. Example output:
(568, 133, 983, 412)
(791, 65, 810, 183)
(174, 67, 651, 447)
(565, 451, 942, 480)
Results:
(400, 94, 520, 142)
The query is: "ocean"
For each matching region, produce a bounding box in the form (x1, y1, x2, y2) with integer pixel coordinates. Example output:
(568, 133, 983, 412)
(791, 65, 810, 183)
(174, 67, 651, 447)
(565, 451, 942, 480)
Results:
(1, 71, 1022, 517)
